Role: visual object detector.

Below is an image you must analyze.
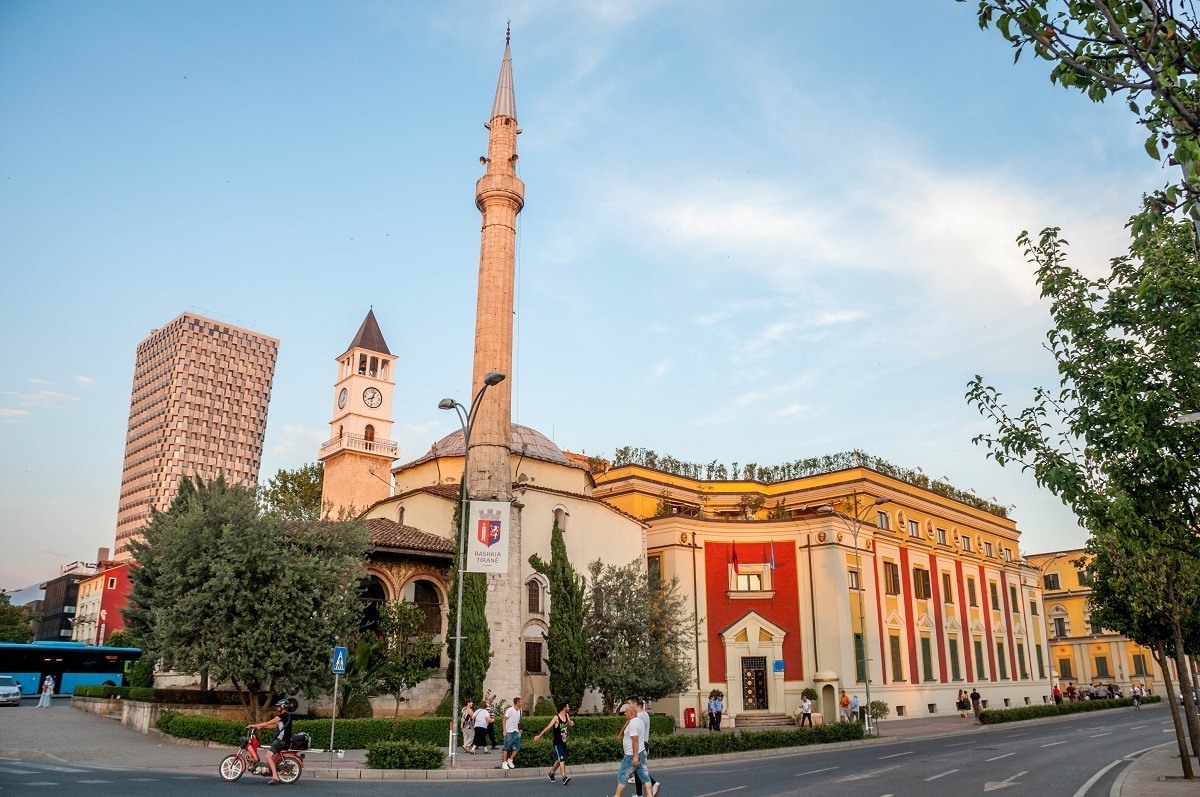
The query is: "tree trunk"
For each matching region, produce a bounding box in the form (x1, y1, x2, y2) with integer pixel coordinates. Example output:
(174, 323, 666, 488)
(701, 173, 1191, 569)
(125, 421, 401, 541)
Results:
(1170, 600, 1200, 758)
(231, 676, 254, 725)
(1155, 642, 1194, 779)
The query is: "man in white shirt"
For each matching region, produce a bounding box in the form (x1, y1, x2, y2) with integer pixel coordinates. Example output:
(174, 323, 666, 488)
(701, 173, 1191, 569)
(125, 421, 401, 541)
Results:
(612, 702, 652, 797)
(501, 696, 523, 770)
(632, 698, 659, 797)
(799, 696, 813, 727)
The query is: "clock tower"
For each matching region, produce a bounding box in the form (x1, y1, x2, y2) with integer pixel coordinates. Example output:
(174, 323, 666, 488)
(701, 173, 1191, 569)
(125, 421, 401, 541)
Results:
(318, 309, 398, 516)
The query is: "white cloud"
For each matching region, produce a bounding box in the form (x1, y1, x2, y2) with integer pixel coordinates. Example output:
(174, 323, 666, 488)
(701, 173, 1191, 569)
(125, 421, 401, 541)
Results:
(73, 375, 95, 385)
(4, 390, 78, 408)
(693, 378, 815, 427)
(650, 359, 672, 380)
(0, 409, 30, 418)
(28, 377, 51, 385)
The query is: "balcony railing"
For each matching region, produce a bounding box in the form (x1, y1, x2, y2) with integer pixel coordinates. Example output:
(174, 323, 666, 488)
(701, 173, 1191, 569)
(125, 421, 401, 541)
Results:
(320, 432, 398, 460)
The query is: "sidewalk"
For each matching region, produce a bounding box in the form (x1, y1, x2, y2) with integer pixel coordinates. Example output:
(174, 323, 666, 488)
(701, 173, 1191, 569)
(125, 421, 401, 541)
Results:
(1117, 744, 1200, 796)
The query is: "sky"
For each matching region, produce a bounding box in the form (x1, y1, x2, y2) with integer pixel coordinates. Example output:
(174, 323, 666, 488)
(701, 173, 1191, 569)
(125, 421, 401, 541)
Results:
(0, 1, 1167, 592)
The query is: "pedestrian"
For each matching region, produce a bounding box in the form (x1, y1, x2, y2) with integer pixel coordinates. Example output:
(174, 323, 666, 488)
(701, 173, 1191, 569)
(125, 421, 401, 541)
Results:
(1052, 684, 1062, 705)
(486, 701, 500, 749)
(472, 702, 492, 754)
(461, 698, 476, 752)
(707, 692, 723, 732)
(632, 698, 659, 797)
(533, 700, 574, 785)
(839, 690, 851, 722)
(37, 675, 53, 708)
(970, 687, 982, 721)
(1132, 685, 1142, 710)
(849, 694, 861, 723)
(956, 690, 969, 718)
(1066, 683, 1076, 702)
(799, 696, 813, 727)
(610, 702, 652, 797)
(500, 696, 523, 770)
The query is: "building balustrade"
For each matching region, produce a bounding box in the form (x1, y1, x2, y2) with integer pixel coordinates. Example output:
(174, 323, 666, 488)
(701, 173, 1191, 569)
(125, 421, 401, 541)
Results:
(320, 432, 398, 459)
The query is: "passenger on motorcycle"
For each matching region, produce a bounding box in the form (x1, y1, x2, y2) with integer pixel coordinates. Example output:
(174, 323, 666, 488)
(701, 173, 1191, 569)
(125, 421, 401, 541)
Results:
(247, 699, 294, 785)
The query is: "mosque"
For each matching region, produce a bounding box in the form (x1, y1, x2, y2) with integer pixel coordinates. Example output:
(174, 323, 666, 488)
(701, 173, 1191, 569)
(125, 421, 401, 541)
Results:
(317, 34, 1055, 725)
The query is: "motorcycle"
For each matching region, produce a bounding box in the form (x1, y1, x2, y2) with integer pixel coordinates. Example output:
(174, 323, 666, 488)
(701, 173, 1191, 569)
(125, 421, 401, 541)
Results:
(219, 730, 309, 784)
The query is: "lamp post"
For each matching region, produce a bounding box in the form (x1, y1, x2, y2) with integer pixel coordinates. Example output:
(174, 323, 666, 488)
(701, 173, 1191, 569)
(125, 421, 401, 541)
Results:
(440, 370, 505, 767)
(814, 493, 890, 734)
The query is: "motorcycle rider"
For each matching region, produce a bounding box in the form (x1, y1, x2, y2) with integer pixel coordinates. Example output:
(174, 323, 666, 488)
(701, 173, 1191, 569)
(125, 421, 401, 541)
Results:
(247, 699, 294, 785)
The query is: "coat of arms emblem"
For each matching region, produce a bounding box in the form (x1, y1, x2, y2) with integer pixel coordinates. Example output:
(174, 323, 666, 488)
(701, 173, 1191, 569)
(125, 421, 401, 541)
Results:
(476, 508, 503, 548)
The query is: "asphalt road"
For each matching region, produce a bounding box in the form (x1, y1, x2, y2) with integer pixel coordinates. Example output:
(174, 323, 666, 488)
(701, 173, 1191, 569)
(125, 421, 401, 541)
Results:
(0, 702, 1174, 796)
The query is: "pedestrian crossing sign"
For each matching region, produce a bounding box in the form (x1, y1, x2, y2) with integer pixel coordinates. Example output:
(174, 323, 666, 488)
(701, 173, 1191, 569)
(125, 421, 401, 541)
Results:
(331, 646, 348, 675)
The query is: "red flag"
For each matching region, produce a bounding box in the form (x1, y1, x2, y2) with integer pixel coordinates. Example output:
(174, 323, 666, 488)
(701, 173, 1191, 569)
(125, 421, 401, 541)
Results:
(732, 541, 740, 574)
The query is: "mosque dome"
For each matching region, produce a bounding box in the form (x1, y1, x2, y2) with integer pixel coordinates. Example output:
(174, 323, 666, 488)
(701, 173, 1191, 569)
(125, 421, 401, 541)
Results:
(407, 423, 582, 470)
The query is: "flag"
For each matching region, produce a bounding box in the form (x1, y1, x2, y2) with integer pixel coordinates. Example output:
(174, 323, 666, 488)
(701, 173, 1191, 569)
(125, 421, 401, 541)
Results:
(769, 541, 777, 571)
(732, 541, 740, 574)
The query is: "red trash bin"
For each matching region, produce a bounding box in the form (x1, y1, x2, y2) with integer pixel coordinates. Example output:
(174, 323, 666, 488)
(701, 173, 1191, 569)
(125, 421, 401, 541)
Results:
(684, 707, 697, 728)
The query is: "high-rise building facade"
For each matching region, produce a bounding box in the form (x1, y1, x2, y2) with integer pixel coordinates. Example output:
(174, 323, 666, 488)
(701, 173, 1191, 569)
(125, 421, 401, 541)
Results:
(114, 312, 279, 558)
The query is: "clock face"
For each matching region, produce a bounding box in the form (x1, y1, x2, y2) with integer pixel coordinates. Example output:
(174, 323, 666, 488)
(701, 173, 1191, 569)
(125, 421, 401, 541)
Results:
(363, 387, 383, 409)
(338, 388, 348, 409)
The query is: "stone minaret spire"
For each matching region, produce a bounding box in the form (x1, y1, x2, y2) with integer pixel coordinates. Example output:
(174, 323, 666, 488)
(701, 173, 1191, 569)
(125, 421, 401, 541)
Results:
(468, 28, 524, 501)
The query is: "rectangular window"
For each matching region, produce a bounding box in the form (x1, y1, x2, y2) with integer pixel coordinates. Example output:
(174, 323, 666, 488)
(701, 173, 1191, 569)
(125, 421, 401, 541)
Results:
(1095, 656, 1110, 678)
(1003, 547, 1012, 561)
(1009, 585, 1019, 611)
(961, 536, 973, 553)
(890, 634, 904, 681)
(1078, 569, 1094, 587)
(877, 511, 891, 531)
(949, 638, 962, 680)
(1017, 643, 1028, 679)
(984, 541, 994, 557)
(974, 639, 986, 679)
(1035, 644, 1045, 680)
(997, 642, 1008, 679)
(525, 640, 543, 673)
(884, 562, 901, 595)
(1030, 600, 1039, 617)
(107, 577, 117, 590)
(989, 582, 1000, 610)
(1044, 573, 1061, 590)
(1133, 654, 1148, 677)
(968, 578, 978, 607)
(1090, 618, 1104, 635)
(527, 582, 541, 613)
(921, 636, 934, 682)
(1059, 657, 1074, 680)
(848, 569, 861, 590)
(647, 554, 662, 585)
(735, 573, 763, 591)
(1053, 617, 1067, 637)
(937, 527, 947, 545)
(854, 633, 866, 682)
(942, 572, 954, 603)
(913, 568, 932, 600)
(908, 520, 922, 539)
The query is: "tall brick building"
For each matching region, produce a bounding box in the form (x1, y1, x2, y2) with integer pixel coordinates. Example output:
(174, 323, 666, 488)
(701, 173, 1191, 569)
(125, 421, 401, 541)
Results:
(114, 312, 279, 558)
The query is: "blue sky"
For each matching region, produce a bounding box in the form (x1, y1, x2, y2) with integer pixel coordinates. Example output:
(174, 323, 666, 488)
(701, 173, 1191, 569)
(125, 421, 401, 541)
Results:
(0, 1, 1164, 590)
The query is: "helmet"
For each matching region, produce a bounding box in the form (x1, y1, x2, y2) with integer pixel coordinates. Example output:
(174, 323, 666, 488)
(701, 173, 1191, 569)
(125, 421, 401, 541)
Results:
(275, 697, 298, 712)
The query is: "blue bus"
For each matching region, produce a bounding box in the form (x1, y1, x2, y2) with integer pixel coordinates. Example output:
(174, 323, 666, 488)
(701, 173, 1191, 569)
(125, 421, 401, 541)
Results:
(0, 641, 141, 696)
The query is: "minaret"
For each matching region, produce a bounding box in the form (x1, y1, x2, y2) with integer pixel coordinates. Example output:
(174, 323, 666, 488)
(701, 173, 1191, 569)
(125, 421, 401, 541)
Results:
(318, 309, 398, 516)
(467, 25, 524, 502)
(470, 28, 525, 702)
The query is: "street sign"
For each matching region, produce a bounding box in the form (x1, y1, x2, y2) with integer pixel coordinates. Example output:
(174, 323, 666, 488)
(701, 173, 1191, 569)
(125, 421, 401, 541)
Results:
(331, 646, 348, 675)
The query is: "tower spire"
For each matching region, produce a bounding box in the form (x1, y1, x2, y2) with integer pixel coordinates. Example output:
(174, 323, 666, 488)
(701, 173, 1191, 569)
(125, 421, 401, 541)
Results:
(491, 24, 516, 122)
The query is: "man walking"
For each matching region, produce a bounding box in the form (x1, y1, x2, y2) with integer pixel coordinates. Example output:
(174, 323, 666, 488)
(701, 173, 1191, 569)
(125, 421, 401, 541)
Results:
(611, 702, 652, 797)
(632, 698, 659, 797)
(849, 694, 861, 724)
(970, 687, 982, 722)
(839, 690, 851, 722)
(799, 695, 813, 727)
(500, 697, 522, 770)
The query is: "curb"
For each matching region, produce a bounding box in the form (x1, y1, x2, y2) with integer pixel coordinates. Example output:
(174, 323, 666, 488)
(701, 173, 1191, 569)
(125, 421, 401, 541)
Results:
(0, 748, 70, 764)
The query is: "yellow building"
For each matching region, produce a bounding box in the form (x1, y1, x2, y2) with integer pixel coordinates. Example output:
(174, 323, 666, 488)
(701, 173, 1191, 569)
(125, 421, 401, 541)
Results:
(1027, 549, 1164, 694)
(591, 453, 1053, 726)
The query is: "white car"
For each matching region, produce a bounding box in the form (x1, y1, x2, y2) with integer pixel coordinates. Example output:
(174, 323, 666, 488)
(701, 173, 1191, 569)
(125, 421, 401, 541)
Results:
(0, 676, 21, 706)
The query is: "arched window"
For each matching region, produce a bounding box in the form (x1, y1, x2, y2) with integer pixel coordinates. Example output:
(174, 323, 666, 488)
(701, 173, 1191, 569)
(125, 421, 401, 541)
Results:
(338, 424, 343, 439)
(408, 579, 442, 636)
(553, 507, 568, 532)
(358, 575, 388, 634)
(364, 424, 375, 442)
(527, 580, 542, 614)
(396, 505, 405, 526)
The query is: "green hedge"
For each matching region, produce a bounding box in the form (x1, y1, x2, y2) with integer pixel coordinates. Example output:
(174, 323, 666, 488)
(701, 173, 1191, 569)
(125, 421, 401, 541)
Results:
(979, 695, 1161, 724)
(365, 740, 446, 769)
(74, 685, 130, 699)
(156, 713, 247, 746)
(73, 685, 248, 705)
(511, 723, 865, 768)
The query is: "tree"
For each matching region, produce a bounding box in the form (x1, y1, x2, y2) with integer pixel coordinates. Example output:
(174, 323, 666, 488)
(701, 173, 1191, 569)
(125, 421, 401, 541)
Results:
(377, 600, 441, 717)
(585, 558, 693, 713)
(259, 462, 326, 521)
(337, 638, 385, 718)
(105, 629, 136, 648)
(0, 591, 32, 643)
(966, 208, 1200, 775)
(445, 500, 491, 703)
(125, 476, 370, 721)
(529, 520, 587, 708)
(971, 1, 1200, 217)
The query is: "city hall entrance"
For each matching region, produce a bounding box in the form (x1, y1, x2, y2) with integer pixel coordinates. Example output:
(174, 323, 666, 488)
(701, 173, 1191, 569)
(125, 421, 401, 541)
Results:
(741, 656, 768, 710)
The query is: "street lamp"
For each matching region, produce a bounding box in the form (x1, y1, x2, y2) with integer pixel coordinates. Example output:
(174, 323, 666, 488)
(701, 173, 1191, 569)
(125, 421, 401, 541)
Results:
(440, 370, 505, 767)
(814, 494, 890, 734)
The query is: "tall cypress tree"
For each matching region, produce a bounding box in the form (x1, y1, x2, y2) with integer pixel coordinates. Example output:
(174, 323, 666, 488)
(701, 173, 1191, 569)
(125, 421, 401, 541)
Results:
(530, 520, 586, 708)
(446, 499, 491, 702)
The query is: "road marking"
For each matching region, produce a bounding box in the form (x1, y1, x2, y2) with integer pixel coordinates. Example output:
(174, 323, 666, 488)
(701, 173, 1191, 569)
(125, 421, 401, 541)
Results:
(1130, 725, 1146, 729)
(983, 771, 1027, 792)
(1089, 732, 1112, 738)
(945, 741, 974, 747)
(39, 766, 87, 772)
(839, 765, 902, 782)
(878, 750, 914, 759)
(77, 780, 112, 784)
(130, 778, 158, 782)
(24, 783, 59, 787)
(986, 753, 1015, 762)
(695, 788, 746, 797)
(925, 769, 958, 781)
(3, 769, 38, 774)
(1068, 758, 1124, 797)
(1165, 729, 1174, 733)
(1041, 740, 1068, 747)
(795, 766, 839, 777)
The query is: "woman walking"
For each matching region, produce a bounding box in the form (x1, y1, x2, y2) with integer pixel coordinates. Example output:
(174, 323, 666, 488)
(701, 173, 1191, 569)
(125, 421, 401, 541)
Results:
(461, 698, 477, 753)
(533, 701, 574, 785)
(37, 675, 53, 708)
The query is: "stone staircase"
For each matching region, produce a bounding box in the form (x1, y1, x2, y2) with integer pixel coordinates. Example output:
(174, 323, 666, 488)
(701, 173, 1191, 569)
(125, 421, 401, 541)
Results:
(734, 711, 795, 729)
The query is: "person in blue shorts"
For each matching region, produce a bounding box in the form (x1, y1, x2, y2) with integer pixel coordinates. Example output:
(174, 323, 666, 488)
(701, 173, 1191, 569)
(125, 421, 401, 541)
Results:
(534, 701, 575, 785)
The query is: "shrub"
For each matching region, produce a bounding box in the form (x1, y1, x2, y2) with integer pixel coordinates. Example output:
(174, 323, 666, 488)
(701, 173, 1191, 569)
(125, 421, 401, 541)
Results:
(433, 690, 454, 717)
(74, 685, 132, 699)
(800, 687, 818, 702)
(341, 693, 374, 719)
(511, 722, 864, 768)
(868, 700, 890, 722)
(532, 698, 557, 716)
(128, 656, 155, 688)
(365, 740, 445, 769)
(155, 713, 245, 746)
(979, 695, 1160, 724)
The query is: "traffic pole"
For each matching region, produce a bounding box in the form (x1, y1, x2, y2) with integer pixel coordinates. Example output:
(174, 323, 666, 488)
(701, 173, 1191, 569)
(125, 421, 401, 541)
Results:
(329, 672, 339, 768)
